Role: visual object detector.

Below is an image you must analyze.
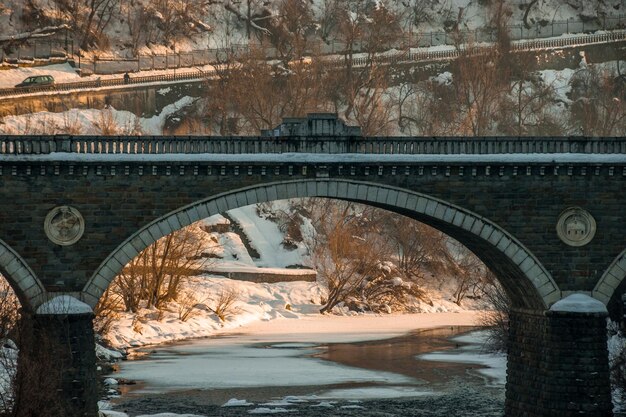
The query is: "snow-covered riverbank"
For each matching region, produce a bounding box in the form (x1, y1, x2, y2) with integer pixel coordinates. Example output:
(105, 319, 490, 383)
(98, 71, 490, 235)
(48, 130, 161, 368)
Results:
(103, 275, 481, 350)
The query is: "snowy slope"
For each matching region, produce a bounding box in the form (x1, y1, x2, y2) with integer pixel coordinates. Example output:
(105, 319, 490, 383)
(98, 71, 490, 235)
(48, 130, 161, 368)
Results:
(1, 0, 623, 58)
(227, 203, 310, 269)
(0, 96, 195, 134)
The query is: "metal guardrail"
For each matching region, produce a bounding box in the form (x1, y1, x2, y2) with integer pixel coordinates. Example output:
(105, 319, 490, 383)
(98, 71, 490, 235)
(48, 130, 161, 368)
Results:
(4, 15, 621, 74)
(0, 70, 210, 97)
(1, 136, 625, 156)
(1, 30, 624, 99)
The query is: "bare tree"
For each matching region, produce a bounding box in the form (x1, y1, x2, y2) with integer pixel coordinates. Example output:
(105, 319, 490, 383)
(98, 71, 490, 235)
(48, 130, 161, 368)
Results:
(266, 0, 315, 66)
(110, 222, 214, 312)
(452, 45, 511, 136)
(445, 239, 490, 306)
(479, 272, 510, 353)
(383, 215, 446, 286)
(569, 66, 626, 136)
(308, 201, 382, 313)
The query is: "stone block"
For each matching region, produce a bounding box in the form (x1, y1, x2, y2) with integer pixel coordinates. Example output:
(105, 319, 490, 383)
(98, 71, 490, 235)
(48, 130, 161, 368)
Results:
(166, 214, 182, 232)
(91, 273, 110, 292)
(337, 181, 349, 199)
(479, 224, 494, 240)
(461, 215, 475, 232)
(374, 187, 388, 205)
(235, 192, 248, 208)
(317, 181, 329, 197)
(205, 200, 219, 217)
(17, 274, 38, 292)
(488, 229, 505, 247)
(306, 181, 316, 196)
(185, 205, 202, 223)
(214, 196, 228, 213)
(386, 190, 399, 206)
(255, 187, 269, 204)
(275, 183, 289, 200)
(470, 219, 485, 236)
(603, 270, 622, 288)
(346, 184, 358, 200)
(425, 200, 438, 217)
(0, 248, 12, 267)
(296, 181, 307, 197)
(80, 292, 99, 308)
(452, 211, 465, 227)
(225, 193, 238, 210)
(196, 202, 211, 220)
(366, 185, 378, 202)
(113, 250, 132, 269)
(266, 185, 279, 202)
(434, 202, 447, 220)
(246, 190, 259, 205)
(415, 197, 428, 214)
(520, 257, 536, 274)
(4, 257, 21, 275)
(594, 282, 614, 300)
(496, 236, 512, 252)
(357, 184, 368, 200)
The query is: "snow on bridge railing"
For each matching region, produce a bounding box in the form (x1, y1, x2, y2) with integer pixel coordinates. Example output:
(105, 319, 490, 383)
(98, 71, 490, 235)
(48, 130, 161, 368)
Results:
(0, 136, 625, 156)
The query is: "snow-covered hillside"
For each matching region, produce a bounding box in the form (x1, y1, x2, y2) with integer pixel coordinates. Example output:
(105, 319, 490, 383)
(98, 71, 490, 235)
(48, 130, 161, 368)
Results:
(0, 0, 622, 58)
(0, 95, 195, 134)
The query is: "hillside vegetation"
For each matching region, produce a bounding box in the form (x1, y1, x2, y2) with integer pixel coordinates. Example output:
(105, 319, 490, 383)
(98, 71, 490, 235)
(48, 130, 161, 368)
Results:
(0, 0, 623, 56)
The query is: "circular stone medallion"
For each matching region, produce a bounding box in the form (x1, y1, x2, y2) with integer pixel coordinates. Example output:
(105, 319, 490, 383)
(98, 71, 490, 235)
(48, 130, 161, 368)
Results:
(556, 207, 596, 247)
(44, 206, 85, 246)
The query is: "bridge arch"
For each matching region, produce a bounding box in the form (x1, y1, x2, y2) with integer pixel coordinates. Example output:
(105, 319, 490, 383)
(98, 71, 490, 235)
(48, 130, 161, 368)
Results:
(81, 179, 560, 310)
(593, 248, 626, 305)
(0, 237, 45, 311)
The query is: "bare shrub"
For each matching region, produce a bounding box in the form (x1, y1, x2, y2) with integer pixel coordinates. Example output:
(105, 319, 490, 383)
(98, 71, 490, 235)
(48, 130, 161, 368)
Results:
(61, 112, 83, 135)
(0, 280, 19, 413)
(93, 287, 120, 335)
(93, 108, 119, 135)
(358, 263, 429, 313)
(210, 288, 239, 322)
(176, 288, 206, 322)
(110, 222, 214, 313)
(478, 274, 510, 353)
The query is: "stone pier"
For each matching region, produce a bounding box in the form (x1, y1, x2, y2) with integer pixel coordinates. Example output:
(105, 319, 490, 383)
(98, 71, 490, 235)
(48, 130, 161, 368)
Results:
(506, 306, 612, 417)
(15, 311, 98, 417)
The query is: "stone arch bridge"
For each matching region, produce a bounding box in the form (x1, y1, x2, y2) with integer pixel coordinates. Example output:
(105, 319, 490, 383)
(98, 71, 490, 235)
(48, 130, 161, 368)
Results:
(0, 128, 625, 416)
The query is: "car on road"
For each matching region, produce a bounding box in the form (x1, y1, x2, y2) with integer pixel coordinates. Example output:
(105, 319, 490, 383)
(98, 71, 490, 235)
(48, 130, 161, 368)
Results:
(14, 75, 55, 88)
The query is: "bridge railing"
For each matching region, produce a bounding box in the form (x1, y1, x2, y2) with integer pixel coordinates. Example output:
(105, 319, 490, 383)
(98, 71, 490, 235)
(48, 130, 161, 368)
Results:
(1, 136, 625, 156)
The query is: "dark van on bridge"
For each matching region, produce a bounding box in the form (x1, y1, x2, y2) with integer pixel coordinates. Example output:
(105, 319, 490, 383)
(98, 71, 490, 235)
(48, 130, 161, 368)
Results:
(14, 75, 55, 88)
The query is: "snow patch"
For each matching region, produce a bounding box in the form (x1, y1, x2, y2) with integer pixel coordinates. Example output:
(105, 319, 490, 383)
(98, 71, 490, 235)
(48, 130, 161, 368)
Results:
(222, 398, 254, 407)
(36, 295, 92, 315)
(550, 294, 607, 313)
(248, 408, 291, 414)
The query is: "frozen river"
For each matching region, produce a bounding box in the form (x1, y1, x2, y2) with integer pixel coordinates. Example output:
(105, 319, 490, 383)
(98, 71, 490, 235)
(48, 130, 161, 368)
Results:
(106, 313, 506, 416)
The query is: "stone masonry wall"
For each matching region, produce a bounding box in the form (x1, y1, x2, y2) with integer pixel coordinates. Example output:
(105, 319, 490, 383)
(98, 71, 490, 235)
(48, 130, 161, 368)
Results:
(15, 313, 98, 417)
(506, 308, 612, 417)
(0, 161, 625, 308)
